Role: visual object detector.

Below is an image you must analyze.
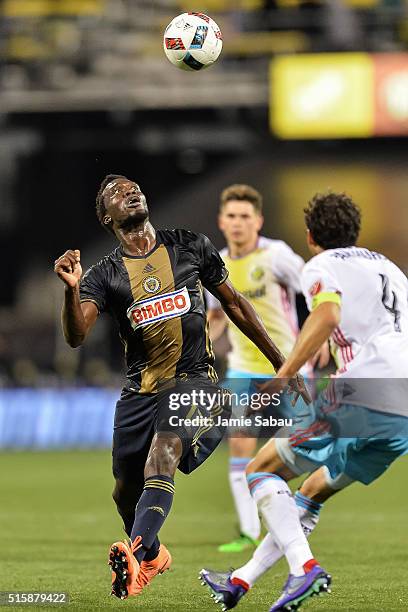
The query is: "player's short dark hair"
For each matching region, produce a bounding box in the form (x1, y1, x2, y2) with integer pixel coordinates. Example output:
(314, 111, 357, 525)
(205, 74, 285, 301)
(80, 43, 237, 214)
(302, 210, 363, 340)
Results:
(96, 174, 127, 234)
(304, 191, 361, 250)
(220, 184, 263, 214)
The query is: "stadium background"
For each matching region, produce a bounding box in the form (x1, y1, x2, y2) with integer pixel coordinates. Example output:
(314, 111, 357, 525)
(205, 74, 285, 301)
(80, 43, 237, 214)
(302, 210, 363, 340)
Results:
(0, 1, 407, 610)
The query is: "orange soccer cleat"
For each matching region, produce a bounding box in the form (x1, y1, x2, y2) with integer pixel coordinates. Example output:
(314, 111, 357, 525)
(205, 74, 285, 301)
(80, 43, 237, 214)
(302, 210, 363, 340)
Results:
(133, 544, 172, 595)
(108, 536, 142, 599)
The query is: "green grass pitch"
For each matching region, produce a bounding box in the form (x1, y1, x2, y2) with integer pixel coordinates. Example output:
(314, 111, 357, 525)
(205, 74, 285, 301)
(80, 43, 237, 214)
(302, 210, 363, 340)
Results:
(0, 446, 407, 611)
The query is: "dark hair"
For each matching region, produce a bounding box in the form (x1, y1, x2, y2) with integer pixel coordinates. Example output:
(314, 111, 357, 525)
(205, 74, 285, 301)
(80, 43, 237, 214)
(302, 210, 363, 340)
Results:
(304, 191, 361, 250)
(220, 184, 263, 214)
(95, 174, 127, 234)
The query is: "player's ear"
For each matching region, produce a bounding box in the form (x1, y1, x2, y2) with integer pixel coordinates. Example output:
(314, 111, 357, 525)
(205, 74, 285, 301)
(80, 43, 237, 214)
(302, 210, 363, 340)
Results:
(306, 229, 319, 252)
(217, 212, 225, 231)
(256, 214, 264, 232)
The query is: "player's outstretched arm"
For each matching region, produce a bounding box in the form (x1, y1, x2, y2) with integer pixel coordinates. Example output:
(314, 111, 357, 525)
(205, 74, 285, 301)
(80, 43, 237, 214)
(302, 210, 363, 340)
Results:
(278, 302, 340, 379)
(54, 249, 98, 348)
(210, 279, 286, 371)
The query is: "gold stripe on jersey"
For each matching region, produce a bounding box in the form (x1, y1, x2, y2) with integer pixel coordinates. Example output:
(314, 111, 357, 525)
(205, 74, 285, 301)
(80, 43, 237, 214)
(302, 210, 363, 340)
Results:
(209, 403, 224, 419)
(205, 320, 218, 382)
(79, 297, 102, 312)
(198, 279, 218, 382)
(123, 245, 182, 393)
(185, 404, 198, 421)
(191, 422, 214, 446)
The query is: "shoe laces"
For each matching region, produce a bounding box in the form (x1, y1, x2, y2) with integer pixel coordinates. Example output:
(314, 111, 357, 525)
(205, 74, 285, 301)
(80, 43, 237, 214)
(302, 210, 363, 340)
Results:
(136, 565, 151, 588)
(128, 535, 143, 555)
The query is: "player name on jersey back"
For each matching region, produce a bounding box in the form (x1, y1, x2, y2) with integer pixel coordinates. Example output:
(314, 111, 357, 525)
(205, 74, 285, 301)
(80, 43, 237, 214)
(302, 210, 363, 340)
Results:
(127, 286, 191, 330)
(301, 246, 408, 416)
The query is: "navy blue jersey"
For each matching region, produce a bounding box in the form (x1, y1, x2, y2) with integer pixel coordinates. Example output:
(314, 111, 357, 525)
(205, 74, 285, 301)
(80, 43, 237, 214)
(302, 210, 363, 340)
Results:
(80, 230, 228, 393)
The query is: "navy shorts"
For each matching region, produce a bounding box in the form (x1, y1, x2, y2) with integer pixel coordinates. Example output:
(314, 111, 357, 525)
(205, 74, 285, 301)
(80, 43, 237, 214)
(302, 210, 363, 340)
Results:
(112, 377, 230, 481)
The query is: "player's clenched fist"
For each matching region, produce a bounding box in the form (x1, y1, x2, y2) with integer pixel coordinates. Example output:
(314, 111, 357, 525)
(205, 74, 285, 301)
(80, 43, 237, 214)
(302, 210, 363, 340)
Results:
(54, 249, 82, 288)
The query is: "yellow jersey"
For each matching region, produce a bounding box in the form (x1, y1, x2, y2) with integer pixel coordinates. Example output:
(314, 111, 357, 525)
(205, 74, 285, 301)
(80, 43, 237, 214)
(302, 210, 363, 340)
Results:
(207, 237, 304, 375)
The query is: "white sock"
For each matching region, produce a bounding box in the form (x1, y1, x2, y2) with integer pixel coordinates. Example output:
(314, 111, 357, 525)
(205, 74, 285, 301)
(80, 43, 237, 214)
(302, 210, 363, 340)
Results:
(295, 491, 322, 537)
(232, 492, 322, 587)
(229, 458, 261, 540)
(231, 533, 279, 587)
(247, 473, 314, 576)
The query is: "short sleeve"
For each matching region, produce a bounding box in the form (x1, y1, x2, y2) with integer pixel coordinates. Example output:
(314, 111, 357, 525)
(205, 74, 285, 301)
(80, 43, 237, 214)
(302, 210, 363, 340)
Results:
(79, 265, 107, 314)
(270, 241, 304, 293)
(301, 258, 342, 312)
(197, 234, 229, 290)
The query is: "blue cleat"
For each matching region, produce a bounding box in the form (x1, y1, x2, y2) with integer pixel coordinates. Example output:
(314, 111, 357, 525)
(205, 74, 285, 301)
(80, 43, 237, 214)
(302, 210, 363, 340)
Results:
(269, 565, 331, 611)
(199, 568, 248, 611)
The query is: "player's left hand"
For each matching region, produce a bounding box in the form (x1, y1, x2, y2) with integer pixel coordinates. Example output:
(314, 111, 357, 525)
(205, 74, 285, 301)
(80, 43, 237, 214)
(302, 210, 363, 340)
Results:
(256, 374, 312, 407)
(287, 373, 312, 406)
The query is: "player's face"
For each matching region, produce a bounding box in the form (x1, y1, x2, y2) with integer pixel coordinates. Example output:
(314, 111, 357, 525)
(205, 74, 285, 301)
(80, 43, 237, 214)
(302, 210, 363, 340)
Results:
(218, 200, 263, 247)
(103, 178, 149, 227)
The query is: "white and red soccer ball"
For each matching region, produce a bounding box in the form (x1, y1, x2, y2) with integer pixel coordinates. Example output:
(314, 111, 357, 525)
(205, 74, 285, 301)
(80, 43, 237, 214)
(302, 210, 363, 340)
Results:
(163, 12, 223, 71)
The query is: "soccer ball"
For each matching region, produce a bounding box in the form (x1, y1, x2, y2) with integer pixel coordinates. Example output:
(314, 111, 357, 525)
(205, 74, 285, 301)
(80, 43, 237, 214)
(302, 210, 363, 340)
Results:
(163, 12, 223, 71)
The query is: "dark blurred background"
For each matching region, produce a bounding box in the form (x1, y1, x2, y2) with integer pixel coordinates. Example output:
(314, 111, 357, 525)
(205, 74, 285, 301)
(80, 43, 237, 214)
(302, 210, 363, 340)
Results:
(0, 0, 407, 397)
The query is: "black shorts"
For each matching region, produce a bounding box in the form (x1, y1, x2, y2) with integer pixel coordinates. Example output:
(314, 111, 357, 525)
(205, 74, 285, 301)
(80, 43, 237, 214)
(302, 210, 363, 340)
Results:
(112, 377, 230, 481)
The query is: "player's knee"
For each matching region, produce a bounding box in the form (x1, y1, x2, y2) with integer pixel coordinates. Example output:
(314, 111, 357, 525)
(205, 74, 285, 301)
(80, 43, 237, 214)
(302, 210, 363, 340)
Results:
(245, 452, 292, 481)
(145, 433, 183, 477)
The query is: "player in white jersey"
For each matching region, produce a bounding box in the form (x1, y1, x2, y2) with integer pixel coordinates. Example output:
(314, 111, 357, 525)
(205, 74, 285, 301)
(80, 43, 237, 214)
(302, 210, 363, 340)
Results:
(206, 184, 324, 554)
(200, 191, 408, 611)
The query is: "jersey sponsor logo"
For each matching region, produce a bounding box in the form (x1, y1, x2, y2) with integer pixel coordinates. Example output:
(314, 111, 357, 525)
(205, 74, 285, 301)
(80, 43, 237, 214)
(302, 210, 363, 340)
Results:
(309, 280, 322, 296)
(250, 266, 265, 281)
(242, 285, 266, 299)
(142, 275, 162, 294)
(127, 286, 191, 330)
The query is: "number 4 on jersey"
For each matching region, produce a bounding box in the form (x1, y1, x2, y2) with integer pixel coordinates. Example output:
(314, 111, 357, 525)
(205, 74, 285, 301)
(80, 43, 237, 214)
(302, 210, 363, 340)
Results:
(380, 274, 401, 332)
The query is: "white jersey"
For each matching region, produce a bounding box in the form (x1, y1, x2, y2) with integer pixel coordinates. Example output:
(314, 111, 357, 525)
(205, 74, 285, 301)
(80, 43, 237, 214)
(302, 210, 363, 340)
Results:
(207, 237, 304, 375)
(302, 246, 408, 415)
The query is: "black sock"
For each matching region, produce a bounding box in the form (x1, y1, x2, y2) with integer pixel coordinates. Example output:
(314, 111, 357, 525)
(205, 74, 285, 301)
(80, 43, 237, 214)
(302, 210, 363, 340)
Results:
(143, 538, 161, 562)
(120, 508, 160, 562)
(130, 475, 175, 564)
(114, 483, 160, 562)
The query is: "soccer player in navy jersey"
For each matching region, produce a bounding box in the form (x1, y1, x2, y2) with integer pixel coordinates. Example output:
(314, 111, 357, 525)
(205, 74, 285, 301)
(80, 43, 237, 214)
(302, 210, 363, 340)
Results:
(54, 174, 309, 600)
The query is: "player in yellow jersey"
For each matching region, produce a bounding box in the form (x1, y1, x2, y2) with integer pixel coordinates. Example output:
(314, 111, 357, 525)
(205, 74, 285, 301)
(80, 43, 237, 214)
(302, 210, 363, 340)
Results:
(207, 184, 326, 553)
